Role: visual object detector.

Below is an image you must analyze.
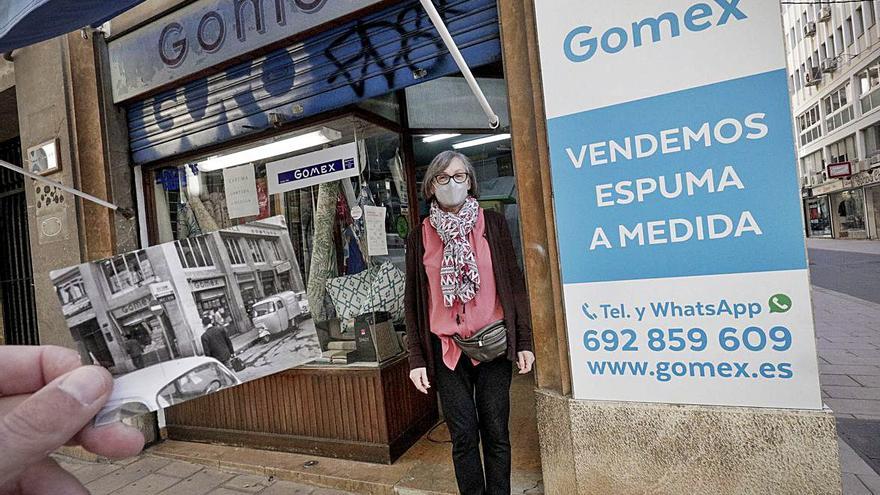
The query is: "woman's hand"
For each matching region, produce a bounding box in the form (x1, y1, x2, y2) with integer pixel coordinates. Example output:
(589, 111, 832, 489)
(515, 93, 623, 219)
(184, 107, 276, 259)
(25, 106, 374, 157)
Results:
(517, 351, 535, 374)
(409, 367, 431, 394)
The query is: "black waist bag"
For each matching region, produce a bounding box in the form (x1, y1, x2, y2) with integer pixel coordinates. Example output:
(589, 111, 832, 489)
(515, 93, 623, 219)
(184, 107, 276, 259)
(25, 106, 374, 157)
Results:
(452, 320, 507, 362)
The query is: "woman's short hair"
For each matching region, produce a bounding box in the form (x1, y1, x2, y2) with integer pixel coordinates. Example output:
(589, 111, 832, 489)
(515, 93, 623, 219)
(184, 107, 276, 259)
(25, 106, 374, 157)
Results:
(421, 150, 479, 202)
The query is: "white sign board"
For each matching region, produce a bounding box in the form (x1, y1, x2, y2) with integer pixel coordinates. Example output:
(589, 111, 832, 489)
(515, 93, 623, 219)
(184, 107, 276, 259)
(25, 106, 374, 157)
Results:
(108, 0, 384, 102)
(266, 142, 359, 194)
(534, 0, 822, 409)
(223, 164, 260, 219)
(363, 205, 388, 256)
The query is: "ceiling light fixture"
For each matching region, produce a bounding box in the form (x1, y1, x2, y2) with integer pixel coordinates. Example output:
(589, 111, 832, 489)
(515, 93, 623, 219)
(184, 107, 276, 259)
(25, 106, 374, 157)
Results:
(198, 127, 342, 172)
(452, 133, 511, 150)
(422, 133, 461, 143)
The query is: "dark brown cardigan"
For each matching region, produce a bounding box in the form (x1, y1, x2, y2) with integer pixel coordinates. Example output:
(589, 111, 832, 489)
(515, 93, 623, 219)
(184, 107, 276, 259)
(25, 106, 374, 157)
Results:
(404, 209, 534, 379)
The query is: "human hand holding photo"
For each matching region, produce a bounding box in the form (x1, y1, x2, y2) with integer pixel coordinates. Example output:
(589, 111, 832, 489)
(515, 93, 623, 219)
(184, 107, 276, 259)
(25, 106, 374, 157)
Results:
(0, 346, 145, 494)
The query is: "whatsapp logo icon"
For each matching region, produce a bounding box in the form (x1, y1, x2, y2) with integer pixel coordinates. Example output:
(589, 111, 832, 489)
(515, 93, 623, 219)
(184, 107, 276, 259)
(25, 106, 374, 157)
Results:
(769, 294, 792, 313)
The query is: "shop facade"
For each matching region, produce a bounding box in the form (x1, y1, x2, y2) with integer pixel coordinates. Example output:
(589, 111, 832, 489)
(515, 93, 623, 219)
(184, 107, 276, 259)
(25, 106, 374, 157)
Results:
(807, 166, 880, 240)
(105, 0, 516, 465)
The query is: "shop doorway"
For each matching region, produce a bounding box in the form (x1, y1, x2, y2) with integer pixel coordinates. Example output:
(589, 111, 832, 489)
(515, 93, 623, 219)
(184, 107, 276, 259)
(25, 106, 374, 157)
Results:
(73, 318, 114, 369)
(0, 134, 39, 345)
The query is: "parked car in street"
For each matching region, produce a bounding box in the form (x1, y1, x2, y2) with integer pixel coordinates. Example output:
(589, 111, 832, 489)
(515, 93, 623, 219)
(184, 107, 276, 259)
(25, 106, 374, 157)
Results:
(95, 356, 241, 425)
(251, 290, 310, 342)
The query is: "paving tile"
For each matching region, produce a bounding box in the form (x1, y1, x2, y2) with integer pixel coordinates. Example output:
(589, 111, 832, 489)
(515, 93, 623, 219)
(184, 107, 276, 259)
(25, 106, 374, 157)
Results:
(825, 387, 880, 400)
(857, 472, 880, 495)
(821, 353, 880, 366)
(821, 365, 880, 376)
(113, 474, 181, 495)
(826, 398, 880, 416)
(821, 375, 865, 387)
(260, 480, 354, 495)
(839, 438, 878, 477)
(85, 457, 173, 495)
(204, 488, 248, 495)
(158, 467, 236, 495)
(844, 473, 873, 495)
(854, 376, 880, 387)
(224, 474, 274, 493)
(70, 462, 122, 485)
(157, 460, 206, 479)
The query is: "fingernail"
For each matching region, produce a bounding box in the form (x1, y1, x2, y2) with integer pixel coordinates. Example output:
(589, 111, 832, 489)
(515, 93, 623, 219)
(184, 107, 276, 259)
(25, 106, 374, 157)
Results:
(58, 367, 108, 406)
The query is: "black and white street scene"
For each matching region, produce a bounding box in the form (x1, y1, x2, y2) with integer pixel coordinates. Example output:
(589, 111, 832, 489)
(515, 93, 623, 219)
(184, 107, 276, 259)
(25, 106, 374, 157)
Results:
(50, 216, 320, 425)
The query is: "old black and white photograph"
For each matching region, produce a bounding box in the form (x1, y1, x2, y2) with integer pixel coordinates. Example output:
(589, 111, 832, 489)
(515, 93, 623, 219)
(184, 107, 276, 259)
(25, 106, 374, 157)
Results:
(50, 216, 320, 426)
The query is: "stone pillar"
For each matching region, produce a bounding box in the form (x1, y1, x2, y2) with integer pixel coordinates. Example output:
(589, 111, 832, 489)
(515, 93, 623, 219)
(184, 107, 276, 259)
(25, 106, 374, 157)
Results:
(13, 32, 155, 446)
(498, 1, 842, 493)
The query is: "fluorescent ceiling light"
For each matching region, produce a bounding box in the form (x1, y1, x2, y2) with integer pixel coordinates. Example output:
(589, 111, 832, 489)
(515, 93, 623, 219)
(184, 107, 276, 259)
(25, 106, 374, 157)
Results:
(198, 127, 342, 172)
(452, 133, 511, 149)
(422, 133, 461, 143)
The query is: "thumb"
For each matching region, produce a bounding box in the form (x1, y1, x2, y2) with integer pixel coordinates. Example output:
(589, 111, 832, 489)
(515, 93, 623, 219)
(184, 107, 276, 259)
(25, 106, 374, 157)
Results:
(0, 366, 112, 485)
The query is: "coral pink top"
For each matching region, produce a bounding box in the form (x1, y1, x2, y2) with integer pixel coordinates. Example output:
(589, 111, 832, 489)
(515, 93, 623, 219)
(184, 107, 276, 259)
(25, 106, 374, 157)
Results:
(422, 209, 505, 370)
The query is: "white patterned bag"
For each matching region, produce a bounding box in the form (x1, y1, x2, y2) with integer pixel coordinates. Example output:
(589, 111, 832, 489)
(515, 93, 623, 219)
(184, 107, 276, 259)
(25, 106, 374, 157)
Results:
(326, 262, 405, 322)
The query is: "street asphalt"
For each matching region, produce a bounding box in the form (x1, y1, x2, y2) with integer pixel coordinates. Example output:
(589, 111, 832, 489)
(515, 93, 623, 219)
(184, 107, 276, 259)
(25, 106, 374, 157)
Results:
(809, 248, 880, 305)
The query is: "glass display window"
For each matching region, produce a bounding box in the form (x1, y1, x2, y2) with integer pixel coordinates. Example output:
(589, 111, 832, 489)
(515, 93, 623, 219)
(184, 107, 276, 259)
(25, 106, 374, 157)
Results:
(148, 115, 413, 366)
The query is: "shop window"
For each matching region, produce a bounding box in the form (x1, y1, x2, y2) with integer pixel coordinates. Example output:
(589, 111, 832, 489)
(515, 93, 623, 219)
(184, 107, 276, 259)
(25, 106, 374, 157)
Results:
(175, 237, 214, 269)
(224, 238, 246, 265)
(405, 75, 510, 130)
(806, 197, 833, 237)
(834, 189, 867, 236)
(247, 238, 266, 263)
(101, 251, 154, 294)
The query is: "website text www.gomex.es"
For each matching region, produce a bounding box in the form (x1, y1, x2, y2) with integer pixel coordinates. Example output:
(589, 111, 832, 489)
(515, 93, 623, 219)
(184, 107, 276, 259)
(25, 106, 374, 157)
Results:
(586, 359, 792, 383)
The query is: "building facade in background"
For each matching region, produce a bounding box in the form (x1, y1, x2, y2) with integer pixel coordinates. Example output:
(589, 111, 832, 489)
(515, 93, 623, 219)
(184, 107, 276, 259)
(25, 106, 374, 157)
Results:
(784, 1, 880, 239)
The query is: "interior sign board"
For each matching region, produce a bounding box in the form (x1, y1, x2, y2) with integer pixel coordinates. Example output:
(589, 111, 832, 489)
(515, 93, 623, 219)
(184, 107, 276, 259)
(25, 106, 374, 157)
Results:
(266, 142, 359, 194)
(534, 0, 823, 410)
(108, 0, 385, 102)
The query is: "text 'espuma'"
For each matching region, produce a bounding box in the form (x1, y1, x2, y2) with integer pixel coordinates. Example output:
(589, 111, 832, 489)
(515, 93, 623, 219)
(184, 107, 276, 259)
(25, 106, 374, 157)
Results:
(563, 0, 747, 63)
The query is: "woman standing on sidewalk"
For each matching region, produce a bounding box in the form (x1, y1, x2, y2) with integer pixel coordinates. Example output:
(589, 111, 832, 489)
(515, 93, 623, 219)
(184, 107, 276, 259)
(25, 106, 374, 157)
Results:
(405, 150, 535, 495)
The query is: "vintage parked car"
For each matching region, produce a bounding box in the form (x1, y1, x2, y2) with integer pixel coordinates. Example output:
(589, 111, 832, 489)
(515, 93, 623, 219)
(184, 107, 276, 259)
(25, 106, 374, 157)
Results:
(94, 356, 241, 425)
(251, 290, 310, 342)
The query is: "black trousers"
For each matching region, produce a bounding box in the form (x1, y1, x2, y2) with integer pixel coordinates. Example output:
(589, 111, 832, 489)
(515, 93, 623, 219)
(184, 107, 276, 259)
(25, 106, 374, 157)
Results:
(432, 337, 512, 495)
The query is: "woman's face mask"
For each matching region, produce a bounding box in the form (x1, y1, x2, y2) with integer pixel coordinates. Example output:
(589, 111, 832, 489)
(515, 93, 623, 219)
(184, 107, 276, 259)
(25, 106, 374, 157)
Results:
(434, 178, 470, 208)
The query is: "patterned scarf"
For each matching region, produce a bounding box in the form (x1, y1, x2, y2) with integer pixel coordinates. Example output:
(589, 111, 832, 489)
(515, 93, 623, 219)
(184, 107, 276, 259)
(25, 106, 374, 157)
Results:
(429, 197, 481, 307)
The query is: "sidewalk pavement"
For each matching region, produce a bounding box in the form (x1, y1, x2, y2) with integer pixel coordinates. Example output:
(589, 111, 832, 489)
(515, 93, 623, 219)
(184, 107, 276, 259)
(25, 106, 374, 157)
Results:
(53, 453, 355, 495)
(813, 286, 880, 494)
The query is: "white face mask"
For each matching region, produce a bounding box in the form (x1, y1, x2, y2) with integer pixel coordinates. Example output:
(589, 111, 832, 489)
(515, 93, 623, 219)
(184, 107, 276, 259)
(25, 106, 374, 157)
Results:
(434, 180, 469, 208)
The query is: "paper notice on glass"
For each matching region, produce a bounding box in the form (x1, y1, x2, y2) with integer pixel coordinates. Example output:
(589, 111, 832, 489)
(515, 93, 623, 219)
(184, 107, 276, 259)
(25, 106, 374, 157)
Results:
(223, 164, 259, 219)
(364, 205, 388, 256)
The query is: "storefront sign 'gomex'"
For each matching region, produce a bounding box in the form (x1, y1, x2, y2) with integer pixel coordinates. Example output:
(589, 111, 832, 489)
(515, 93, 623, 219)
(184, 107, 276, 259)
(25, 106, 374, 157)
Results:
(108, 0, 385, 102)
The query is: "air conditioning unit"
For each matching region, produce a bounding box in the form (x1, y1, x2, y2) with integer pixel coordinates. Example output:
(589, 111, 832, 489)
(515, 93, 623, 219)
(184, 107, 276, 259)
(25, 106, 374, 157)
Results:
(819, 8, 832, 22)
(821, 57, 838, 73)
(804, 21, 817, 37)
(804, 67, 822, 87)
